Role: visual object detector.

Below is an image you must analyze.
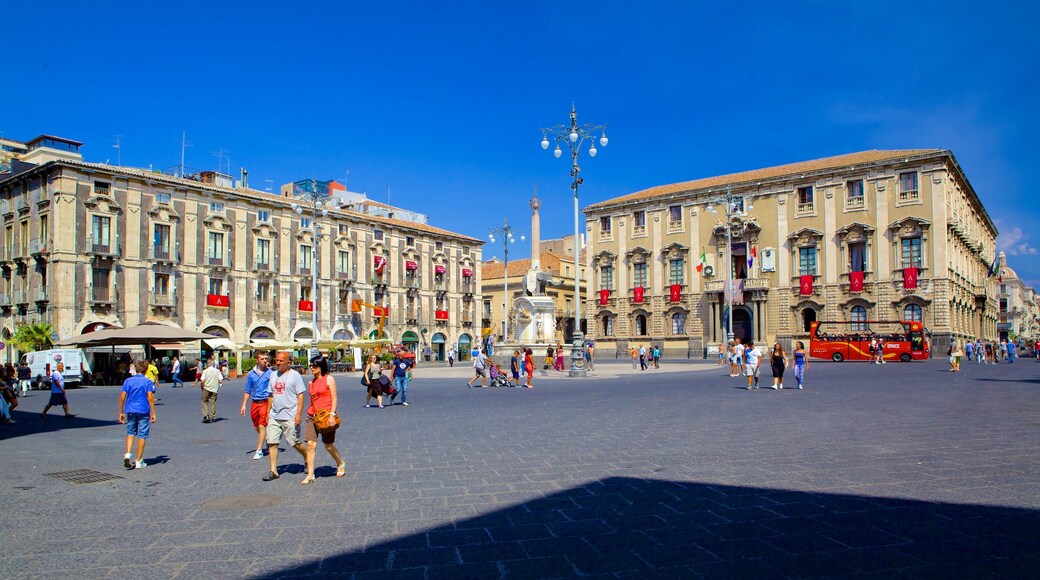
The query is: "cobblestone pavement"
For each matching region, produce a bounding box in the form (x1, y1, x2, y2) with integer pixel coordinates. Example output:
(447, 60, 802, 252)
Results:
(1, 358, 1039, 578)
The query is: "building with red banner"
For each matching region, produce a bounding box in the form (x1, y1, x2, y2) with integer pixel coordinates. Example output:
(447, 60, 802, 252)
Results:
(584, 149, 999, 358)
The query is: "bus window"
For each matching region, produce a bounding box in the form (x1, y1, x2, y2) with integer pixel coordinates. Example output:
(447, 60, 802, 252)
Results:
(910, 332, 923, 351)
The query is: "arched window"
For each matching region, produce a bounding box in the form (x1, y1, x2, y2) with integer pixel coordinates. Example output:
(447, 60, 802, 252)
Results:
(602, 316, 614, 337)
(671, 312, 686, 335)
(636, 314, 648, 336)
(851, 306, 867, 332)
(904, 304, 922, 322)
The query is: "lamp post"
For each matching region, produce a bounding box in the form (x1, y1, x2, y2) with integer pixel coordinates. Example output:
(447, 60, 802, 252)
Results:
(541, 104, 608, 377)
(489, 218, 524, 343)
(292, 179, 332, 360)
(706, 185, 754, 342)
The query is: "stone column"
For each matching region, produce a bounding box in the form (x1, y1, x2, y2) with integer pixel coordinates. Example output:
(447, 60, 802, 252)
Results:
(529, 195, 541, 271)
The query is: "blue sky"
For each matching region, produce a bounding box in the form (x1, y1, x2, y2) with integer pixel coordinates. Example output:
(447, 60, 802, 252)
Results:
(4, 1, 1039, 281)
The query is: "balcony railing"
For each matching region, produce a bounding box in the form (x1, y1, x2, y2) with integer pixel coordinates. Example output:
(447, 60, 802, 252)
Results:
(337, 270, 356, 281)
(372, 274, 388, 286)
(149, 245, 177, 262)
(898, 189, 919, 202)
(297, 263, 312, 276)
(149, 291, 176, 308)
(255, 299, 275, 313)
(13, 289, 26, 304)
(33, 287, 48, 302)
(797, 202, 815, 214)
(0, 293, 9, 306)
(91, 287, 113, 304)
(207, 256, 225, 267)
(846, 196, 865, 209)
(460, 281, 475, 294)
(255, 260, 271, 272)
(85, 237, 120, 257)
(29, 240, 49, 257)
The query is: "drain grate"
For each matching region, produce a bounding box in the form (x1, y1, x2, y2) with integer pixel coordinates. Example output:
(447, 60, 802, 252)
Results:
(45, 469, 124, 485)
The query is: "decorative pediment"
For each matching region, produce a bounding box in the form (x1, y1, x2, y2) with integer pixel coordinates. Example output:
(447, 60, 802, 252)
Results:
(202, 213, 233, 232)
(147, 205, 180, 224)
(625, 246, 651, 263)
(431, 251, 448, 264)
(84, 194, 121, 214)
(788, 227, 825, 248)
(295, 228, 314, 243)
(888, 216, 930, 238)
(369, 241, 388, 256)
(711, 216, 761, 238)
(592, 250, 617, 268)
(661, 242, 689, 260)
(836, 222, 875, 243)
(252, 221, 278, 238)
(401, 247, 420, 262)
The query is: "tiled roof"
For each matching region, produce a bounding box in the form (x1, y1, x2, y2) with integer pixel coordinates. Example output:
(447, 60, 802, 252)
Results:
(30, 160, 482, 243)
(587, 149, 946, 210)
(481, 251, 573, 279)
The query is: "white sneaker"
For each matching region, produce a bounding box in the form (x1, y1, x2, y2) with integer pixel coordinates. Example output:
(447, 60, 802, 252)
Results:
(252, 450, 264, 460)
(402, 402, 410, 406)
(123, 454, 132, 470)
(779, 384, 784, 389)
(135, 461, 147, 469)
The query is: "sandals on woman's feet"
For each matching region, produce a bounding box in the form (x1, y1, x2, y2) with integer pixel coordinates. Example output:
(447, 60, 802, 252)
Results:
(336, 463, 346, 478)
(301, 475, 316, 485)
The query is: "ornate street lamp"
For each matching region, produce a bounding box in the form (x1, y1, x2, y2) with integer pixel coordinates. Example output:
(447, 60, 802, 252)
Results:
(706, 185, 756, 342)
(292, 179, 332, 360)
(541, 104, 608, 377)
(489, 218, 524, 343)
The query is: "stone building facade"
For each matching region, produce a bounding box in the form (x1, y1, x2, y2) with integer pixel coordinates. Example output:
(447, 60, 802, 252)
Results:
(0, 136, 483, 364)
(583, 149, 998, 358)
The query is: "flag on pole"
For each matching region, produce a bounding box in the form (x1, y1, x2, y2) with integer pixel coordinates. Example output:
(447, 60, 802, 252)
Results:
(747, 245, 757, 269)
(988, 257, 1000, 277)
(696, 250, 706, 273)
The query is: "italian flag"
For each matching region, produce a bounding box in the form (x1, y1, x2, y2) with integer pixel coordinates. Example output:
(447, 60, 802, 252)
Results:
(696, 250, 706, 273)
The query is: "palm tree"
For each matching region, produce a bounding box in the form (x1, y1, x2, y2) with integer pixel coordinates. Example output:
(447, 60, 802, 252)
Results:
(10, 322, 55, 353)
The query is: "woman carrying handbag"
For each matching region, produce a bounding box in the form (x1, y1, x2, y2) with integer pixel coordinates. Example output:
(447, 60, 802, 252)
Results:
(302, 357, 346, 484)
(362, 354, 385, 409)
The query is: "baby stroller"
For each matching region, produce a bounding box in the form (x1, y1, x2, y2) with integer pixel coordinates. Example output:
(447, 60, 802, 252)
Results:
(488, 364, 510, 388)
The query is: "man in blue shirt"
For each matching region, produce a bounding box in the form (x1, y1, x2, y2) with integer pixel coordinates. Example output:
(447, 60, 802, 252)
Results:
(391, 351, 414, 406)
(119, 361, 156, 469)
(240, 353, 273, 460)
(41, 362, 75, 420)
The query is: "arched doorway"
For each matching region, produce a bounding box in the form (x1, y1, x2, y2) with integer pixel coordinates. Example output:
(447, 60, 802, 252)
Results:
(733, 307, 752, 341)
(458, 333, 472, 361)
(333, 328, 351, 341)
(401, 330, 419, 354)
(367, 329, 388, 340)
(431, 332, 446, 362)
(293, 328, 313, 342)
(204, 326, 229, 338)
(802, 309, 817, 333)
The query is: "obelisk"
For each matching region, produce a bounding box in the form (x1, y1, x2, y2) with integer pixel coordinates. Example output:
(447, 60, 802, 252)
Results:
(529, 191, 541, 272)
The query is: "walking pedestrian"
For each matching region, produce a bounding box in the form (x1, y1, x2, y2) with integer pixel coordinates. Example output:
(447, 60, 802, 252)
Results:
(744, 341, 761, 389)
(41, 362, 75, 419)
(145, 359, 159, 384)
(769, 342, 788, 390)
(240, 352, 272, 460)
(197, 358, 223, 423)
(733, 339, 746, 377)
(630, 346, 638, 370)
(1007, 340, 1017, 363)
(118, 361, 156, 470)
(510, 350, 521, 387)
(391, 351, 413, 405)
(524, 348, 535, 388)
(193, 359, 204, 388)
(17, 361, 31, 396)
(652, 346, 660, 369)
(362, 354, 385, 408)
(467, 349, 489, 388)
(717, 343, 726, 366)
(639, 345, 648, 370)
(301, 357, 345, 484)
(447, 348, 455, 368)
(554, 344, 565, 371)
(790, 341, 809, 389)
(170, 355, 183, 388)
(263, 351, 307, 482)
(585, 343, 595, 371)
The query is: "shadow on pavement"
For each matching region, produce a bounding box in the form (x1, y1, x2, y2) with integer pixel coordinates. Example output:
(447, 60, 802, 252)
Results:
(0, 408, 120, 440)
(258, 477, 1040, 578)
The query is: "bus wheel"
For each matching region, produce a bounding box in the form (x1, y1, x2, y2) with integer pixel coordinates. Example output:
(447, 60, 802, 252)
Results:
(899, 353, 911, 362)
(831, 353, 844, 362)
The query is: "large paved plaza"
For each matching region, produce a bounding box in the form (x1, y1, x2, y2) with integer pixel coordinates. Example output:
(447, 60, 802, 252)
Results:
(1, 357, 1039, 578)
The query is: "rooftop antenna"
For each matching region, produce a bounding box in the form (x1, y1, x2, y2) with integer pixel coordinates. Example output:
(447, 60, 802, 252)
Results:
(210, 148, 230, 176)
(178, 131, 193, 178)
(387, 184, 391, 206)
(344, 169, 350, 192)
(112, 135, 123, 166)
(264, 179, 274, 192)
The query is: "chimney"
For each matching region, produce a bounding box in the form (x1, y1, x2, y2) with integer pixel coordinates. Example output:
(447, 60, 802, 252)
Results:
(240, 168, 249, 189)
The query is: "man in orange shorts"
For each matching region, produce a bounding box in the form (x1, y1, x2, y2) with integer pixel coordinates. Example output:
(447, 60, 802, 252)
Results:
(240, 352, 273, 460)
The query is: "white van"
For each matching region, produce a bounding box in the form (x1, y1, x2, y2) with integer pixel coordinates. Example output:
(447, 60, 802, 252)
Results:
(21, 349, 90, 389)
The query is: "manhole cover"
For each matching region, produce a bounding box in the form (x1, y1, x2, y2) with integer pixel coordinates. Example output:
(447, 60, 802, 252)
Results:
(202, 493, 284, 511)
(45, 469, 124, 485)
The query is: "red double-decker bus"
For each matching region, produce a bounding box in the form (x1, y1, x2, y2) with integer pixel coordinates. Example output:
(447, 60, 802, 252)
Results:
(809, 320, 929, 362)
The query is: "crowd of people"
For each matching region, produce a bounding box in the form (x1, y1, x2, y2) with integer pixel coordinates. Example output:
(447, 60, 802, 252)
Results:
(948, 338, 1029, 371)
(629, 345, 660, 370)
(720, 338, 810, 390)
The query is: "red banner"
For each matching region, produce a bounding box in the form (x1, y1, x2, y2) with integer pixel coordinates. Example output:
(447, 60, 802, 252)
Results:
(669, 284, 682, 303)
(206, 294, 230, 308)
(435, 310, 449, 320)
(800, 275, 814, 296)
(405, 261, 418, 270)
(373, 256, 386, 275)
(373, 306, 389, 317)
(599, 289, 610, 305)
(298, 300, 314, 312)
(434, 265, 446, 274)
(849, 270, 864, 293)
(633, 286, 644, 304)
(903, 267, 918, 290)
(462, 268, 474, 277)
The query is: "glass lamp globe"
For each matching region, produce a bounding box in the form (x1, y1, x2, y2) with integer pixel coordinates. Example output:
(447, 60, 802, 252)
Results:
(541, 137, 549, 150)
(589, 144, 597, 157)
(554, 145, 562, 158)
(600, 133, 608, 147)
(569, 131, 578, 142)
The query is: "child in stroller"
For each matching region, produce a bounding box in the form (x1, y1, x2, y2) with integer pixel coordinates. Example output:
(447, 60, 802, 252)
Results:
(487, 363, 510, 387)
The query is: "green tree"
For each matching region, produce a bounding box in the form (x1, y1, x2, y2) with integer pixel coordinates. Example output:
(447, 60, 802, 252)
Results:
(10, 322, 55, 353)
